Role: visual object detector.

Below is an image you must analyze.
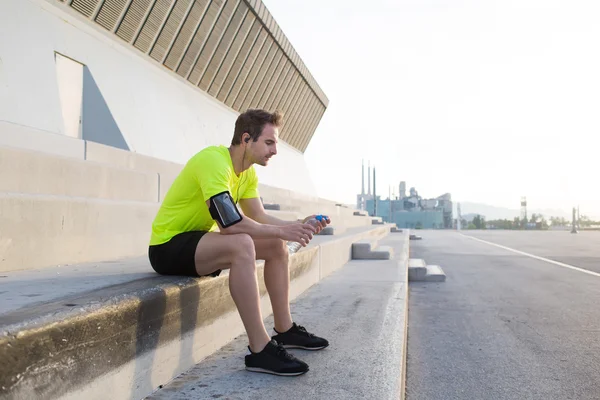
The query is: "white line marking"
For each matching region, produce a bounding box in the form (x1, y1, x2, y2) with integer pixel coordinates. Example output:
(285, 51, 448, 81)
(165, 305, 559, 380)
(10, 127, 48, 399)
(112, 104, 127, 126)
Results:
(460, 234, 600, 278)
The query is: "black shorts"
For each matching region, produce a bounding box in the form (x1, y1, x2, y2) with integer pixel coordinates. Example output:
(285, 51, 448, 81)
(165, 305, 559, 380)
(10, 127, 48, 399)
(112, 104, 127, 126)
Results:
(148, 231, 221, 278)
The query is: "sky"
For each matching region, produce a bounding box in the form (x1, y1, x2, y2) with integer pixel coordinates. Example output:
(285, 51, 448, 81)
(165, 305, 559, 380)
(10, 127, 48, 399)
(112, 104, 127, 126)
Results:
(262, 0, 600, 218)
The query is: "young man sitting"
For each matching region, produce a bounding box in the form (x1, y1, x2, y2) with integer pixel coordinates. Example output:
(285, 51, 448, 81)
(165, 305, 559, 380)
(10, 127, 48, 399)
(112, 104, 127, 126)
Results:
(148, 109, 330, 376)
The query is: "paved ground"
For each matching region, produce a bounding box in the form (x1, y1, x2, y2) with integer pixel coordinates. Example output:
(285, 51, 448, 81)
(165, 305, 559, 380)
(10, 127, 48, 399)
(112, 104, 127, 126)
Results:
(406, 230, 600, 400)
(464, 230, 600, 274)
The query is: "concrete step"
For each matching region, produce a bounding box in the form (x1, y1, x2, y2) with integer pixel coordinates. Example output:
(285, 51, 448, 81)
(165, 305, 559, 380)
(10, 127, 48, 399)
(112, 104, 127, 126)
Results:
(0, 225, 393, 400)
(145, 232, 410, 400)
(0, 191, 377, 273)
(0, 193, 159, 272)
(408, 258, 447, 282)
(264, 209, 300, 221)
(0, 145, 160, 202)
(352, 238, 393, 260)
(423, 265, 447, 282)
(372, 217, 384, 225)
(408, 258, 427, 281)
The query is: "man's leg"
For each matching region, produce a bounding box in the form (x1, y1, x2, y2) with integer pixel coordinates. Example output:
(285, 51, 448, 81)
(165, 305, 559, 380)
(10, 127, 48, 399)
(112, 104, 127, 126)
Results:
(253, 238, 293, 332)
(193, 232, 271, 353)
(254, 237, 329, 351)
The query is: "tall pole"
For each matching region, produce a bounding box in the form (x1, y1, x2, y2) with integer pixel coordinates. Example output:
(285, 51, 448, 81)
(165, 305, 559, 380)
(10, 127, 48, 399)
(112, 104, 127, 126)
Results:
(373, 166, 377, 216)
(367, 161, 371, 196)
(571, 207, 578, 234)
(361, 159, 365, 196)
(389, 185, 392, 223)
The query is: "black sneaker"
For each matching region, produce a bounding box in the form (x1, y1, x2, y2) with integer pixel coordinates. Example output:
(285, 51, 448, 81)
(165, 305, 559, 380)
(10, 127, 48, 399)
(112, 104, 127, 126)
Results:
(245, 340, 309, 376)
(271, 323, 329, 351)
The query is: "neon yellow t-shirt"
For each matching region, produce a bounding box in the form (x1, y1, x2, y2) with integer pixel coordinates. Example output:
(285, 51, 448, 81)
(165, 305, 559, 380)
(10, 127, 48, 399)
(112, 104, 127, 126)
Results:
(149, 145, 259, 245)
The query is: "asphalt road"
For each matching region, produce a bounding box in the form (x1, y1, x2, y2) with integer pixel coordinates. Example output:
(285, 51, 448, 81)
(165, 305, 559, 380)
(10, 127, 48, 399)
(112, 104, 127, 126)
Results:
(406, 230, 600, 400)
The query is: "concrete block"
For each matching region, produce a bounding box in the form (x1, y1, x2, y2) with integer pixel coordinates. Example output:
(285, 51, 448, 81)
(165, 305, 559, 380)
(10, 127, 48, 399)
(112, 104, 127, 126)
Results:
(352, 239, 392, 260)
(317, 226, 335, 235)
(0, 121, 85, 160)
(408, 266, 428, 281)
(408, 258, 428, 281)
(0, 193, 159, 272)
(409, 258, 427, 268)
(0, 145, 160, 202)
(263, 203, 281, 210)
(317, 225, 391, 279)
(424, 265, 446, 282)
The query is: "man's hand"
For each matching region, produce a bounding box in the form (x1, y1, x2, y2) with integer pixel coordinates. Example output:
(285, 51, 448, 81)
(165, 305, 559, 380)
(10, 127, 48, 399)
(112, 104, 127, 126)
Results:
(278, 223, 317, 247)
(302, 214, 331, 234)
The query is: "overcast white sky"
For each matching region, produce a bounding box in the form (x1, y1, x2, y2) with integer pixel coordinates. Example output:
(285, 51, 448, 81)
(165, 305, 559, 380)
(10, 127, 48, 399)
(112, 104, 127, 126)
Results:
(263, 0, 600, 218)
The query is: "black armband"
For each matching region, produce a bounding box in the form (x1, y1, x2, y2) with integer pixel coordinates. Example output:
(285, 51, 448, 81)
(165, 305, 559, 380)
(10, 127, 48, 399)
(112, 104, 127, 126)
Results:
(208, 191, 243, 228)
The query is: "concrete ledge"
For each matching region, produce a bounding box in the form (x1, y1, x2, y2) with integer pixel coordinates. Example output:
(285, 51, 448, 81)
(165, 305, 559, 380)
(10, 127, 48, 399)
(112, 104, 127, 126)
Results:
(0, 193, 159, 272)
(0, 121, 85, 160)
(84, 141, 183, 177)
(1, 145, 160, 202)
(0, 226, 392, 400)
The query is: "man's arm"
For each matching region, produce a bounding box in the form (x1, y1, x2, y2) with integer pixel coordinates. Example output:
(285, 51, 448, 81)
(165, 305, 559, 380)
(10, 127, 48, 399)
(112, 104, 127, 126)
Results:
(206, 198, 316, 244)
(239, 197, 300, 226)
(239, 198, 330, 234)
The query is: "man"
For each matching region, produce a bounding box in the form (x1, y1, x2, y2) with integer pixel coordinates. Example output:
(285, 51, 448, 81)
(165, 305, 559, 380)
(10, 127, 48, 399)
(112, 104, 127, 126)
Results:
(148, 109, 330, 376)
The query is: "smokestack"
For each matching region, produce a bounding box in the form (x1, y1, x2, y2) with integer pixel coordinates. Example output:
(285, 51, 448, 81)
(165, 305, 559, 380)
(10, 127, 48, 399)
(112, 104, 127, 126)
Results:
(373, 166, 377, 216)
(368, 161, 371, 196)
(361, 159, 365, 196)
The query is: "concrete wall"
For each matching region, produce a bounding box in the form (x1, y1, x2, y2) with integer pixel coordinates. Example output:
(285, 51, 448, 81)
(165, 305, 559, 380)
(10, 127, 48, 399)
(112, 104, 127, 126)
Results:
(0, 0, 316, 195)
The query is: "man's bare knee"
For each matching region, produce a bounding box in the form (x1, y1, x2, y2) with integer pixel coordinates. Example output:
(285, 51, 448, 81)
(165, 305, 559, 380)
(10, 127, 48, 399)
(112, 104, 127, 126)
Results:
(263, 238, 288, 262)
(229, 233, 256, 266)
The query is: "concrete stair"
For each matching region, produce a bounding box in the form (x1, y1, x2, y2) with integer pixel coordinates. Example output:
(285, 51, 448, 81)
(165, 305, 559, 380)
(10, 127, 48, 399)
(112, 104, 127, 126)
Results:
(0, 225, 392, 400)
(408, 258, 447, 282)
(0, 144, 375, 273)
(352, 236, 393, 260)
(0, 138, 399, 400)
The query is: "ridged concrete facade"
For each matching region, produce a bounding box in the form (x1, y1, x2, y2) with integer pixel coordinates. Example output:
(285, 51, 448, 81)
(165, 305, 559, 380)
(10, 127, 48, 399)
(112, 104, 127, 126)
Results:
(53, 0, 328, 152)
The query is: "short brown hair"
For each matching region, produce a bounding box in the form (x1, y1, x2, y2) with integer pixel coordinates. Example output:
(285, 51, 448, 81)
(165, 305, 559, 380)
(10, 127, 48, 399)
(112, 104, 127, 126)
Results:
(231, 109, 283, 145)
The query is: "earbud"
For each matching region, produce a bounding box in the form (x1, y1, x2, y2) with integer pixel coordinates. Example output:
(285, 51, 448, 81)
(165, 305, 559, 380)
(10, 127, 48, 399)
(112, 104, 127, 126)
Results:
(245, 136, 250, 143)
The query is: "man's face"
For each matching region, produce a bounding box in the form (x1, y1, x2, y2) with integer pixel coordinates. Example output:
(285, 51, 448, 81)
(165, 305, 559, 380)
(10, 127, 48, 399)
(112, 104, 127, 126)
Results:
(249, 123, 278, 166)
